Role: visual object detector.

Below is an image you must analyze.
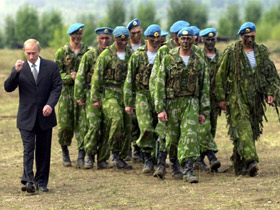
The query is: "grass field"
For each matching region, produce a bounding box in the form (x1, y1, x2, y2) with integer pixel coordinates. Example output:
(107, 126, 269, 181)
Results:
(0, 42, 280, 209)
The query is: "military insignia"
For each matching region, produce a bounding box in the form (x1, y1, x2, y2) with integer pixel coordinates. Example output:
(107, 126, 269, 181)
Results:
(104, 29, 108, 33)
(79, 28, 83, 32)
(209, 32, 214, 37)
(133, 21, 137, 26)
(121, 34, 126, 39)
(183, 30, 188, 35)
(245, 28, 250, 33)
(154, 32, 159, 37)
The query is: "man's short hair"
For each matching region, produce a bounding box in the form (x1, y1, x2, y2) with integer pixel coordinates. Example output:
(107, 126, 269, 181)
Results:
(23, 39, 41, 50)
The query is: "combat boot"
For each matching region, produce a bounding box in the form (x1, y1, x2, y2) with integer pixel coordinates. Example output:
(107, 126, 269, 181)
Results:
(247, 161, 259, 177)
(76, 149, 85, 169)
(61, 146, 71, 167)
(153, 151, 167, 179)
(206, 150, 221, 172)
(111, 151, 133, 170)
(132, 145, 143, 163)
(194, 152, 209, 171)
(124, 147, 132, 161)
(142, 152, 154, 174)
(170, 157, 183, 180)
(183, 159, 199, 183)
(84, 154, 94, 169)
(97, 160, 110, 170)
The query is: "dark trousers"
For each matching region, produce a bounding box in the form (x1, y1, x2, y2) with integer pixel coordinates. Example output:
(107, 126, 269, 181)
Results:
(20, 124, 52, 187)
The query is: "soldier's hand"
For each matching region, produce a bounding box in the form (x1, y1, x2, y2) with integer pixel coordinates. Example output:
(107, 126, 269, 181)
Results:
(199, 114, 206, 124)
(77, 99, 85, 106)
(71, 71, 77, 80)
(125, 106, 134, 115)
(15, 60, 24, 72)
(93, 101, 102, 108)
(267, 95, 274, 106)
(42, 105, 53, 117)
(218, 101, 227, 113)
(158, 111, 168, 122)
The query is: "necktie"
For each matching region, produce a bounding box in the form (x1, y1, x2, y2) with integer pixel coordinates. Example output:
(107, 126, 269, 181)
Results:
(31, 63, 38, 83)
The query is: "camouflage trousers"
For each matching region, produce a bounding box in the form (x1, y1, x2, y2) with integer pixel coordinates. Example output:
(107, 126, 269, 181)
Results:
(135, 91, 157, 153)
(58, 85, 88, 149)
(197, 106, 219, 153)
(228, 104, 259, 167)
(83, 89, 109, 162)
(102, 87, 132, 159)
(165, 97, 200, 165)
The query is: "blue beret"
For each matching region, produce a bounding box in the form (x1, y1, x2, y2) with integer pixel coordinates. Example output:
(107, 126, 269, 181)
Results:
(95, 27, 113, 35)
(67, 23, 84, 35)
(238, 22, 256, 34)
(170, 20, 190, 34)
(144, 24, 161, 37)
(161, 30, 169, 37)
(177, 27, 194, 37)
(200, 28, 217, 37)
(113, 26, 130, 38)
(190, 26, 200, 36)
(127, 18, 141, 30)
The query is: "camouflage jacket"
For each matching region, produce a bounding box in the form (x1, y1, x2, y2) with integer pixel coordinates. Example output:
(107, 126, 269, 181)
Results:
(124, 44, 155, 107)
(74, 47, 102, 101)
(215, 40, 280, 139)
(154, 46, 210, 117)
(55, 43, 89, 85)
(91, 43, 133, 102)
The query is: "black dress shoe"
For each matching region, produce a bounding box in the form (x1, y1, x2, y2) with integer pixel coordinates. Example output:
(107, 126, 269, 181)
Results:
(25, 182, 35, 193)
(36, 184, 49, 192)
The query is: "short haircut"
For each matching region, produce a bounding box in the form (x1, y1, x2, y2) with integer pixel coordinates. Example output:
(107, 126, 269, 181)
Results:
(23, 39, 41, 50)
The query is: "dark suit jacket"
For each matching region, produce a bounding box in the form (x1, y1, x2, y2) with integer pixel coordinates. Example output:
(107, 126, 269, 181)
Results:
(4, 57, 62, 131)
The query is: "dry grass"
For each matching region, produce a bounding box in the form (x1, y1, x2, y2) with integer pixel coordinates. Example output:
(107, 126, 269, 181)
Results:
(1, 45, 280, 210)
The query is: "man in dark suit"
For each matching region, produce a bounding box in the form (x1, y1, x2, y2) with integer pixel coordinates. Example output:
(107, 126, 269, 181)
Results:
(4, 39, 62, 193)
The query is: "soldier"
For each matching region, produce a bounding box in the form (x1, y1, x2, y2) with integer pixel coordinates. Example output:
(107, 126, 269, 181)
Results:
(127, 18, 144, 52)
(55, 23, 89, 168)
(150, 20, 190, 179)
(154, 27, 210, 183)
(190, 26, 200, 45)
(124, 24, 162, 174)
(126, 18, 144, 162)
(160, 30, 168, 46)
(195, 28, 221, 172)
(74, 27, 113, 169)
(91, 26, 133, 169)
(215, 22, 279, 176)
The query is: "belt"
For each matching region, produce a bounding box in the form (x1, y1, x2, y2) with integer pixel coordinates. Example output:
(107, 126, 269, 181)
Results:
(105, 83, 122, 88)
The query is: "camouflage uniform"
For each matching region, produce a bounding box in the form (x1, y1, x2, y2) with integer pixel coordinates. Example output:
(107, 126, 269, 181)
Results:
(74, 47, 109, 162)
(91, 43, 133, 159)
(215, 40, 279, 174)
(124, 44, 157, 153)
(154, 46, 210, 165)
(55, 43, 89, 149)
(197, 48, 221, 153)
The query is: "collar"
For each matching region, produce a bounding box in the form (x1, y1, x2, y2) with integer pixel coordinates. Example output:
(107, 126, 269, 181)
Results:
(27, 57, 41, 69)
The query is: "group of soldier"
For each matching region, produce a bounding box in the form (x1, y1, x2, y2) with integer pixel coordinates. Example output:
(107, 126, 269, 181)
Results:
(54, 18, 280, 184)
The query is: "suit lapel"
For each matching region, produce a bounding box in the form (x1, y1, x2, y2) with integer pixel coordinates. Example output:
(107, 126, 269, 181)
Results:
(37, 57, 45, 85)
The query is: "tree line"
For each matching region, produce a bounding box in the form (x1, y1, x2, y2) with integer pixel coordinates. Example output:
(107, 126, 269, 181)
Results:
(0, 0, 279, 49)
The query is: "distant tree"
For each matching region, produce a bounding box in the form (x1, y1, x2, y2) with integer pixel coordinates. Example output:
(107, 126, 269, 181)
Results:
(244, 0, 262, 24)
(218, 4, 241, 39)
(15, 4, 40, 43)
(40, 10, 63, 48)
(49, 26, 68, 50)
(4, 15, 18, 48)
(104, 0, 126, 28)
(167, 0, 208, 30)
(0, 30, 4, 48)
(136, 1, 160, 30)
(77, 14, 97, 47)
